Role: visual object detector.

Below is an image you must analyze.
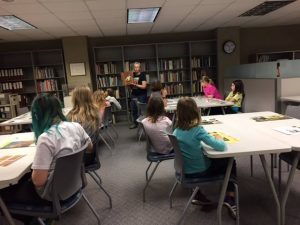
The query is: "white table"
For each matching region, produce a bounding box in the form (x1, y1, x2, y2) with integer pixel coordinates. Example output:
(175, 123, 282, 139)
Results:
(165, 97, 234, 115)
(0, 132, 35, 225)
(280, 96, 300, 115)
(201, 113, 292, 225)
(0, 108, 72, 127)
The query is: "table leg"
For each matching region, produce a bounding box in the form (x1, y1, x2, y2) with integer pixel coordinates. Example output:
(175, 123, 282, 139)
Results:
(217, 157, 234, 225)
(281, 151, 300, 225)
(259, 155, 280, 225)
(271, 154, 274, 180)
(0, 196, 16, 225)
(207, 108, 211, 116)
(221, 107, 226, 115)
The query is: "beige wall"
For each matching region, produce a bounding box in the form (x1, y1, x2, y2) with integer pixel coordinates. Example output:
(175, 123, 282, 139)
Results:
(217, 27, 240, 94)
(62, 36, 92, 89)
(240, 24, 300, 63)
(0, 40, 61, 51)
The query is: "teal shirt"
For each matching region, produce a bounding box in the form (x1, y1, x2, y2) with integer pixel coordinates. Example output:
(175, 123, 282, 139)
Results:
(173, 126, 226, 174)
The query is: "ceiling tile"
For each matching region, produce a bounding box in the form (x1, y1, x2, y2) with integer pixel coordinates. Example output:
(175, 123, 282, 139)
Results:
(164, 0, 202, 7)
(127, 23, 153, 35)
(85, 0, 126, 11)
(42, 1, 88, 12)
(55, 11, 93, 21)
(127, 0, 165, 8)
(1, 3, 49, 14)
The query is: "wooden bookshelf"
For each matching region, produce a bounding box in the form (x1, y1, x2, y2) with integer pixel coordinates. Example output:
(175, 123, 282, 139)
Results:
(0, 49, 67, 108)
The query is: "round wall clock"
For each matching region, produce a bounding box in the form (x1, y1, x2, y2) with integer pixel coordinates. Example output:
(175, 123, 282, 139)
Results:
(223, 40, 236, 54)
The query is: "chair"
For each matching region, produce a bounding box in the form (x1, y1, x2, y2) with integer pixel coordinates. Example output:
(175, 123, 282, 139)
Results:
(103, 106, 119, 139)
(136, 102, 147, 142)
(167, 134, 240, 225)
(85, 145, 112, 209)
(7, 148, 101, 225)
(98, 107, 116, 152)
(141, 123, 175, 202)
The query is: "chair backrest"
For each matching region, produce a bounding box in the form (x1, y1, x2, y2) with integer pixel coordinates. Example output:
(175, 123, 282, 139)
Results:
(17, 107, 29, 116)
(285, 105, 300, 119)
(140, 122, 155, 154)
(51, 147, 86, 213)
(103, 106, 113, 126)
(137, 102, 147, 116)
(167, 134, 185, 179)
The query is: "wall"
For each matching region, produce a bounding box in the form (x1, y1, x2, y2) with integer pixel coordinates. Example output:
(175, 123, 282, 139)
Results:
(62, 36, 92, 89)
(240, 24, 300, 63)
(0, 40, 61, 52)
(216, 27, 240, 94)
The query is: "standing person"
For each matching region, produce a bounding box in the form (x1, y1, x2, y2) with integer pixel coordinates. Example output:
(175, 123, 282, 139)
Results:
(225, 80, 245, 113)
(173, 97, 237, 218)
(201, 76, 222, 99)
(0, 94, 92, 225)
(129, 62, 148, 129)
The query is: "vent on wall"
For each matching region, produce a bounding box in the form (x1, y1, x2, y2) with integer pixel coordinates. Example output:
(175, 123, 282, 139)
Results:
(239, 1, 296, 17)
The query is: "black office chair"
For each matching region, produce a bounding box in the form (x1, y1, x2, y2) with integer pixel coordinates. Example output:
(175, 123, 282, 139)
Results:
(141, 123, 175, 202)
(7, 148, 101, 225)
(167, 134, 240, 225)
(136, 102, 147, 142)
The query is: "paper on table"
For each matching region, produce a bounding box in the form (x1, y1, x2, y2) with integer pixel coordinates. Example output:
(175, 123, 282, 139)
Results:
(0, 140, 35, 149)
(201, 118, 222, 125)
(209, 131, 239, 144)
(274, 126, 300, 135)
(252, 114, 291, 122)
(0, 154, 26, 167)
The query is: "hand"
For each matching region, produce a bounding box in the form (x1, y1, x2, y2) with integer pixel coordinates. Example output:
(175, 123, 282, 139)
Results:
(161, 88, 168, 98)
(214, 134, 223, 141)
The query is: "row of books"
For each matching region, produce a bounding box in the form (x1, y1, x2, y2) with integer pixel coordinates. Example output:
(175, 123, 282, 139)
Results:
(96, 63, 119, 75)
(36, 80, 58, 92)
(124, 61, 150, 72)
(191, 56, 216, 68)
(165, 83, 184, 95)
(34, 67, 55, 79)
(1, 82, 23, 92)
(159, 71, 187, 83)
(192, 69, 214, 81)
(97, 76, 122, 88)
(0, 68, 24, 79)
(192, 81, 203, 93)
(160, 59, 184, 70)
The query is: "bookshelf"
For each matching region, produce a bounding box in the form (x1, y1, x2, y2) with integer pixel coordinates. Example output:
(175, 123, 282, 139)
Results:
(250, 50, 300, 63)
(0, 93, 19, 134)
(0, 49, 67, 108)
(92, 40, 217, 122)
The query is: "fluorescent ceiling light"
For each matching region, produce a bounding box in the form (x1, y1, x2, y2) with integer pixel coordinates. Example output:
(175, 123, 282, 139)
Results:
(128, 8, 160, 24)
(0, 15, 36, 30)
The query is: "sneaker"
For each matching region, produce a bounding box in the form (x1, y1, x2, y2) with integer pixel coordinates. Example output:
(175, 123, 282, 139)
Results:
(223, 196, 237, 220)
(129, 124, 138, 129)
(191, 191, 212, 206)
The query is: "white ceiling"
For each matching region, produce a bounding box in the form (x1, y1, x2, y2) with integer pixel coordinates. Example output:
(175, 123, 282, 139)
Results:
(0, 0, 299, 42)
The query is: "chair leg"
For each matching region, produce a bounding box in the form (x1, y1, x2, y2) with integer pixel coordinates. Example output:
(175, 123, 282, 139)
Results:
(271, 154, 274, 180)
(82, 193, 101, 225)
(143, 162, 160, 202)
(0, 196, 16, 225)
(138, 129, 144, 143)
(99, 133, 112, 152)
(37, 217, 47, 225)
(93, 171, 103, 184)
(88, 171, 112, 209)
(110, 124, 119, 139)
(169, 180, 179, 209)
(145, 162, 153, 181)
(177, 186, 200, 225)
(250, 155, 254, 177)
(104, 128, 115, 147)
(274, 153, 278, 168)
(234, 183, 240, 225)
(278, 158, 282, 198)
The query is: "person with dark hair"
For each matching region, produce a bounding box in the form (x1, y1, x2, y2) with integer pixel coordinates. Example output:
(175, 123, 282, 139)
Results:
(201, 76, 222, 99)
(129, 62, 148, 129)
(150, 80, 168, 106)
(105, 88, 122, 110)
(225, 80, 245, 113)
(0, 94, 92, 225)
(173, 97, 237, 218)
(141, 96, 173, 154)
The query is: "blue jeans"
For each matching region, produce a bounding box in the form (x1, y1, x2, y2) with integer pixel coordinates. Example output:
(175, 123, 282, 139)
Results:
(130, 94, 147, 124)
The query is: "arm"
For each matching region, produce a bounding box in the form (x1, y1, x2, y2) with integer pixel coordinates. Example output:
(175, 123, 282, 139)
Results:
(32, 170, 49, 187)
(134, 80, 147, 89)
(161, 88, 168, 107)
(110, 97, 122, 110)
(196, 127, 226, 151)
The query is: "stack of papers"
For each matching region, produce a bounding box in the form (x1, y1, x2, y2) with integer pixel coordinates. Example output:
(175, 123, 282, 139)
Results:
(274, 126, 300, 135)
(209, 131, 239, 144)
(252, 114, 291, 122)
(201, 118, 222, 125)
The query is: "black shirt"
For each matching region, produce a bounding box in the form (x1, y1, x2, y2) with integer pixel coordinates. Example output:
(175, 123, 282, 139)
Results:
(131, 72, 147, 97)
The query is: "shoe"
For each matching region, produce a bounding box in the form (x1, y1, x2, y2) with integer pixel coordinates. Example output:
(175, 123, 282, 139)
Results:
(223, 196, 237, 220)
(191, 190, 212, 206)
(129, 124, 138, 129)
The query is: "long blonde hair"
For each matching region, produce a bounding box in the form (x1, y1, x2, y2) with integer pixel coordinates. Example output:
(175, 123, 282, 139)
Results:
(67, 86, 100, 131)
(93, 90, 107, 109)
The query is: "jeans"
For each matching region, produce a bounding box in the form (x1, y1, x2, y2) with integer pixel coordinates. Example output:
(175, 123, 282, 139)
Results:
(185, 158, 237, 192)
(130, 94, 147, 124)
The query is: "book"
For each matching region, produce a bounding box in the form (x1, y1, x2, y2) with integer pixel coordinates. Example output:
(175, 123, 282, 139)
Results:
(252, 114, 291, 122)
(121, 72, 135, 86)
(0, 140, 35, 149)
(209, 131, 239, 144)
(0, 154, 26, 167)
(274, 126, 300, 135)
(201, 118, 222, 125)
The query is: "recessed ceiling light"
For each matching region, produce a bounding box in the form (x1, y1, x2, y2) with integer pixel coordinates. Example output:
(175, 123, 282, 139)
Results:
(0, 15, 36, 30)
(127, 7, 160, 24)
(239, 0, 296, 17)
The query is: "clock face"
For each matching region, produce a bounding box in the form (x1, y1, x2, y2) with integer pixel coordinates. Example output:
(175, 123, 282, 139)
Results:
(223, 41, 236, 54)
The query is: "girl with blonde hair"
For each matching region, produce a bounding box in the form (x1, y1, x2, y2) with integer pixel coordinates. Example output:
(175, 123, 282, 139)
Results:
(93, 89, 111, 121)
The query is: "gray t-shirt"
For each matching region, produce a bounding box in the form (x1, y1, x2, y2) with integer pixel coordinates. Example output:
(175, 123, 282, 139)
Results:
(31, 121, 91, 200)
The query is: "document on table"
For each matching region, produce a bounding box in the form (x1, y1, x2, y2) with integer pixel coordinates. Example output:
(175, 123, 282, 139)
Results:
(0, 155, 26, 167)
(252, 114, 291, 122)
(201, 118, 222, 125)
(209, 131, 239, 144)
(274, 126, 300, 135)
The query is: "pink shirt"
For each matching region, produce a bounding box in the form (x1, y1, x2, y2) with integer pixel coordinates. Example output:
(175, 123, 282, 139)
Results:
(142, 116, 173, 154)
(203, 84, 222, 99)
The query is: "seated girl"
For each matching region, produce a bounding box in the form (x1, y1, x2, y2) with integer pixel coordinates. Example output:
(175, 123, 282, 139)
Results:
(150, 80, 168, 106)
(142, 96, 173, 154)
(225, 80, 245, 113)
(67, 86, 100, 164)
(93, 90, 111, 122)
(0, 94, 92, 225)
(105, 88, 122, 110)
(173, 97, 237, 218)
(201, 76, 222, 99)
